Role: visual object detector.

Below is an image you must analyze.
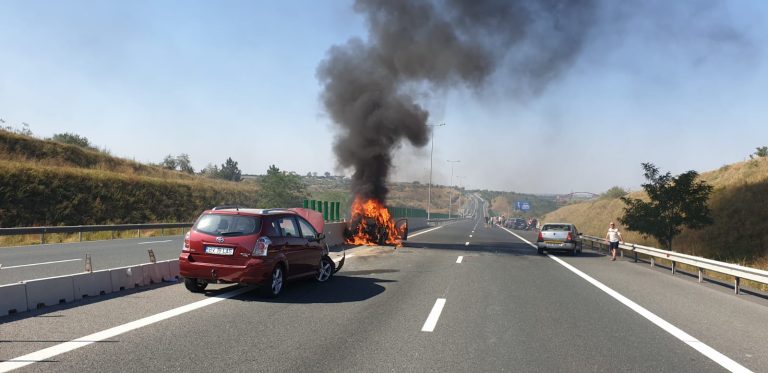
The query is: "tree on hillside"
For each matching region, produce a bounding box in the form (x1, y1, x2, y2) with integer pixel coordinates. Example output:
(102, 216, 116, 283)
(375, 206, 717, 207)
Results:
(750, 146, 768, 159)
(161, 154, 178, 170)
(218, 157, 242, 181)
(259, 165, 306, 208)
(50, 132, 92, 149)
(160, 153, 194, 174)
(200, 163, 220, 178)
(601, 186, 627, 199)
(177, 153, 194, 174)
(619, 163, 713, 250)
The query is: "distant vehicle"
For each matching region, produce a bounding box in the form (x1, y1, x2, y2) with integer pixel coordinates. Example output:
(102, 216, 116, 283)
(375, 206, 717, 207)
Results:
(536, 223, 583, 256)
(510, 218, 527, 230)
(179, 206, 339, 297)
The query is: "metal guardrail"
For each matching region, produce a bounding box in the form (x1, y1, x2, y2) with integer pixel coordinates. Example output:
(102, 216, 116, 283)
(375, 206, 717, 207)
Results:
(0, 223, 192, 244)
(581, 235, 768, 294)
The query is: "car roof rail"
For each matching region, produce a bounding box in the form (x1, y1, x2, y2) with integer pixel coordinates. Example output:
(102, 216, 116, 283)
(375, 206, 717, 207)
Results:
(212, 205, 241, 211)
(261, 208, 294, 214)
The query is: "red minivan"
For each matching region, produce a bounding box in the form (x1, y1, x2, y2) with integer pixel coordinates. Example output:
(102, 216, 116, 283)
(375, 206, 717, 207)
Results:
(179, 206, 335, 297)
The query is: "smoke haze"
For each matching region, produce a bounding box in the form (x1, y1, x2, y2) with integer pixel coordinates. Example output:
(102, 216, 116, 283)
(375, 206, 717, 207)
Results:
(317, 0, 597, 202)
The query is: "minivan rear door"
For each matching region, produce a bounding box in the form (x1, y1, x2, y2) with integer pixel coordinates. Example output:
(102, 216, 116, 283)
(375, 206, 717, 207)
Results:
(191, 213, 261, 265)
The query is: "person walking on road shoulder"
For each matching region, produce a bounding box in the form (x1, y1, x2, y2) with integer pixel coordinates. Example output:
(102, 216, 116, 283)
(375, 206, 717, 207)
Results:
(605, 222, 623, 261)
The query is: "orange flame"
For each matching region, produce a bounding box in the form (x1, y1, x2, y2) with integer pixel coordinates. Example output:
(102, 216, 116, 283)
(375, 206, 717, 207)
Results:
(346, 196, 401, 246)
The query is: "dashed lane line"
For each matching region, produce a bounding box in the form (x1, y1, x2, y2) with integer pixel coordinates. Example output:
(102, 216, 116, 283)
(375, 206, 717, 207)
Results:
(456, 256, 463, 263)
(421, 298, 447, 332)
(0, 259, 82, 270)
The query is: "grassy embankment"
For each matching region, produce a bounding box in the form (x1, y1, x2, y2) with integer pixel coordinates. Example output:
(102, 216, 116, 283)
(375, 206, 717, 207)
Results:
(542, 156, 768, 289)
(0, 130, 261, 247)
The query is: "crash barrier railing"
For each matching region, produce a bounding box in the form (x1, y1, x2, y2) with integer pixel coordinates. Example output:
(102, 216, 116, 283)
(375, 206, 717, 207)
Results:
(581, 235, 768, 295)
(0, 257, 181, 317)
(303, 199, 342, 222)
(0, 223, 192, 244)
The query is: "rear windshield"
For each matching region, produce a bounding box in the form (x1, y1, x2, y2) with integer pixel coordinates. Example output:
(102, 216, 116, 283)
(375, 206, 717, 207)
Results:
(194, 214, 261, 236)
(542, 224, 571, 231)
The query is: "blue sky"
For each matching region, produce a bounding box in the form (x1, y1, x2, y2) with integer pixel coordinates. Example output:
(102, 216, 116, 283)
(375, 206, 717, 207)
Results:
(1, 1, 767, 194)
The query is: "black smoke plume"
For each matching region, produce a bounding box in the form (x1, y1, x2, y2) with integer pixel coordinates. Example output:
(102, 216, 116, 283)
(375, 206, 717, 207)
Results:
(317, 0, 597, 203)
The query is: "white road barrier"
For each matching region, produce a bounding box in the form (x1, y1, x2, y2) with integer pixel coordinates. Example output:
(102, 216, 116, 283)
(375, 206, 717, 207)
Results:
(0, 283, 28, 315)
(72, 270, 113, 299)
(24, 275, 76, 310)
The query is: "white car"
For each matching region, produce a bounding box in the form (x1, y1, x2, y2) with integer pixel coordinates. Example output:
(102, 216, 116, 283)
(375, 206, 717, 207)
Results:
(536, 223, 583, 255)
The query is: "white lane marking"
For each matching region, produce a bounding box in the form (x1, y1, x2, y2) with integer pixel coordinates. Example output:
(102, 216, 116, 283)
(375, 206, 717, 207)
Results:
(469, 234, 473, 238)
(464, 242, 469, 246)
(408, 226, 442, 238)
(456, 256, 463, 263)
(0, 286, 253, 373)
(0, 259, 82, 269)
(421, 298, 447, 332)
(499, 226, 753, 373)
(137, 240, 173, 245)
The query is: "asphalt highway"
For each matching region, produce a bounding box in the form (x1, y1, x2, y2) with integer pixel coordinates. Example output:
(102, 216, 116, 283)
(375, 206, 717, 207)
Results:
(2, 203, 768, 372)
(0, 236, 183, 285)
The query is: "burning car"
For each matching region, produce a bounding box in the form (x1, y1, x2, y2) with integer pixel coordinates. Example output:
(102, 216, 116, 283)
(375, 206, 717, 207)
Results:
(344, 197, 408, 246)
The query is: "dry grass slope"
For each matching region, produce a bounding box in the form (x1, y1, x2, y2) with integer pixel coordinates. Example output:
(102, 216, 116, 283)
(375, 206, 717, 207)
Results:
(543, 157, 768, 263)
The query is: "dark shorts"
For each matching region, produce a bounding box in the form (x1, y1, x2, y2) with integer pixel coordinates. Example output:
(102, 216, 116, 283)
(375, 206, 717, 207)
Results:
(609, 241, 620, 249)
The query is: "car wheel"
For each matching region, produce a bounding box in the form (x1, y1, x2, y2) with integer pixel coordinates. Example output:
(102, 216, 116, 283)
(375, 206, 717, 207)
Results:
(316, 256, 334, 282)
(262, 265, 284, 298)
(184, 278, 207, 293)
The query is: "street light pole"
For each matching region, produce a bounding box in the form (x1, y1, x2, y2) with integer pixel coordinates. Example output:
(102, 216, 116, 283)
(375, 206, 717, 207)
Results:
(427, 123, 445, 220)
(447, 160, 460, 219)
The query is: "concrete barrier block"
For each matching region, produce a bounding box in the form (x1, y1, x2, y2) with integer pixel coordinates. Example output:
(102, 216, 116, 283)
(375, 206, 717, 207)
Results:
(25, 275, 75, 310)
(156, 261, 171, 281)
(325, 222, 346, 246)
(0, 283, 28, 316)
(167, 259, 180, 279)
(109, 265, 145, 291)
(72, 270, 113, 299)
(141, 263, 163, 284)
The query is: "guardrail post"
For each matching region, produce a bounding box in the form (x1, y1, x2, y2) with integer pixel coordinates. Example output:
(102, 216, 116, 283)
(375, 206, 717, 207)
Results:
(671, 261, 676, 275)
(651, 257, 655, 268)
(137, 229, 140, 238)
(41, 228, 46, 244)
(79, 231, 83, 242)
(632, 244, 637, 262)
(734, 277, 741, 294)
(85, 254, 92, 273)
(698, 268, 703, 283)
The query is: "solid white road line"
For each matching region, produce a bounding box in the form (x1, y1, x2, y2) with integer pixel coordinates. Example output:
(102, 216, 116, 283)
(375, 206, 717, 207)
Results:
(408, 226, 442, 238)
(499, 226, 752, 373)
(0, 258, 82, 269)
(464, 242, 469, 246)
(456, 256, 464, 263)
(421, 298, 447, 332)
(137, 240, 173, 245)
(0, 286, 253, 373)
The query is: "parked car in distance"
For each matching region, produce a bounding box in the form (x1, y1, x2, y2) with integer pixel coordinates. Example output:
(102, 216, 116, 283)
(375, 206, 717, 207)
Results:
(536, 223, 583, 256)
(179, 206, 335, 297)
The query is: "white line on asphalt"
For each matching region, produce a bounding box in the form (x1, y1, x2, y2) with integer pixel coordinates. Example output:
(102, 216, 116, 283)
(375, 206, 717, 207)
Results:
(499, 226, 752, 373)
(456, 256, 463, 263)
(408, 226, 442, 238)
(464, 242, 469, 246)
(0, 259, 82, 269)
(0, 286, 253, 373)
(421, 298, 447, 332)
(469, 234, 473, 238)
(137, 240, 173, 245)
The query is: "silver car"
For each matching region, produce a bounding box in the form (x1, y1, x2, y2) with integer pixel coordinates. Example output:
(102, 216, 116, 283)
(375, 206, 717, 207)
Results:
(536, 223, 583, 255)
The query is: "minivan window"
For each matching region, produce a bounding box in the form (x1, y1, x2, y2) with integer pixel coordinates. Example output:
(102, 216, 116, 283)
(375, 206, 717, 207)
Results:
(296, 217, 317, 239)
(195, 214, 261, 236)
(277, 216, 300, 237)
(542, 224, 570, 231)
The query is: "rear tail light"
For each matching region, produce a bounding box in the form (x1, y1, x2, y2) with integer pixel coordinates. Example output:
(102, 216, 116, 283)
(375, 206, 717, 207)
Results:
(252, 237, 271, 257)
(537, 231, 543, 242)
(182, 231, 191, 252)
(567, 232, 573, 241)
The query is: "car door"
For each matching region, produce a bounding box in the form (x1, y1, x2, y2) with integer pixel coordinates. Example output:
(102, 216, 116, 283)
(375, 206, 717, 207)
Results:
(275, 215, 307, 278)
(296, 216, 323, 273)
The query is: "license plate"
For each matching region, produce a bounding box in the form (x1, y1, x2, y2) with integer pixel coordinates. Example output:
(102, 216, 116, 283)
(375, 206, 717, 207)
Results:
(545, 241, 563, 245)
(205, 246, 234, 255)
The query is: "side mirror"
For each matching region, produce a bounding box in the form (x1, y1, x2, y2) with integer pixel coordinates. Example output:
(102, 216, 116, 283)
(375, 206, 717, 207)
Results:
(315, 233, 326, 241)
